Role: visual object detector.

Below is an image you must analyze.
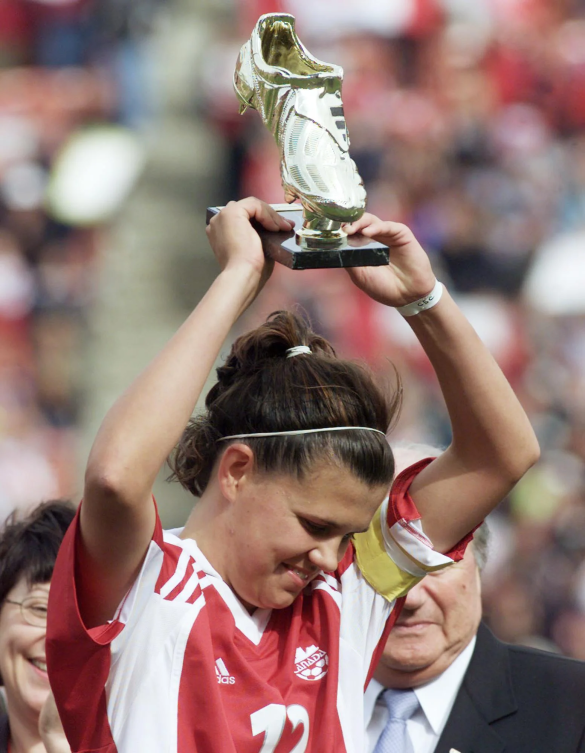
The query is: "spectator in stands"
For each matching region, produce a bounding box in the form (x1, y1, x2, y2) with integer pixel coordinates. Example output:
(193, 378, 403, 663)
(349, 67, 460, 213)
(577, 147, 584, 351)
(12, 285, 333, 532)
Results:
(0, 500, 74, 753)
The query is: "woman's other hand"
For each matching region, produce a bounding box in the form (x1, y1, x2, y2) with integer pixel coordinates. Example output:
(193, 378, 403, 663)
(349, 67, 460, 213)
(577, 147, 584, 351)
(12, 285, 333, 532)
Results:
(39, 692, 71, 753)
(344, 214, 436, 307)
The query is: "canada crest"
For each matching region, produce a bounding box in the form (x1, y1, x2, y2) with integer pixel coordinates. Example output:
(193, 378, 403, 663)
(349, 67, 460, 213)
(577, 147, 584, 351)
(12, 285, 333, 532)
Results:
(294, 645, 329, 681)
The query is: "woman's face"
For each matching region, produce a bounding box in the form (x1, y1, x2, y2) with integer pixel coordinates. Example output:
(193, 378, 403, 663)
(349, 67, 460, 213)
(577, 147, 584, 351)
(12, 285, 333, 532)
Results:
(0, 577, 50, 720)
(222, 460, 388, 611)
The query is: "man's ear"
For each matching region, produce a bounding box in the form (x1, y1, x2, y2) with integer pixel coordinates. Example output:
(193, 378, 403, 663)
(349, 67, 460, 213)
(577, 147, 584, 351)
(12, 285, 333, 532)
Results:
(217, 443, 255, 502)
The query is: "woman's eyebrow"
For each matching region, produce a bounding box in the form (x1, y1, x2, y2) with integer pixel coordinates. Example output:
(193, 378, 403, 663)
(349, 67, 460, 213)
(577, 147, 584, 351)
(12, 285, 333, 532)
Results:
(303, 514, 370, 534)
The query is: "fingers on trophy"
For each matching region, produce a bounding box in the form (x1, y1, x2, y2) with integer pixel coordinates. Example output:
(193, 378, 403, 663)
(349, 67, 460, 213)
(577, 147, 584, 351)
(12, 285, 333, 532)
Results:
(206, 13, 390, 270)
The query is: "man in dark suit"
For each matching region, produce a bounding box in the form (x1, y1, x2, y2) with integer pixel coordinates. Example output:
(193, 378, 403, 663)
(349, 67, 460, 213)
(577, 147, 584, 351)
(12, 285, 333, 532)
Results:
(366, 518, 585, 753)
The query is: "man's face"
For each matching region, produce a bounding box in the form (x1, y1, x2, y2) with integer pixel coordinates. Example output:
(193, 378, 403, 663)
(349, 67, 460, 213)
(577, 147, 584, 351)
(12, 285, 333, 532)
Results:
(374, 546, 482, 688)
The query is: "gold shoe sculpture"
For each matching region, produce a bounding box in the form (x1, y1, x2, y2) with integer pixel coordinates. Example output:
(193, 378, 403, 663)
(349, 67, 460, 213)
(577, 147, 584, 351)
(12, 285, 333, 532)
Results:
(234, 13, 366, 248)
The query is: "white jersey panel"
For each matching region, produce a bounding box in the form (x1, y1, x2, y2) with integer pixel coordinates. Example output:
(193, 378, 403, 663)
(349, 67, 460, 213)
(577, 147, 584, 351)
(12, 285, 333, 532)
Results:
(105, 539, 205, 753)
(337, 562, 394, 752)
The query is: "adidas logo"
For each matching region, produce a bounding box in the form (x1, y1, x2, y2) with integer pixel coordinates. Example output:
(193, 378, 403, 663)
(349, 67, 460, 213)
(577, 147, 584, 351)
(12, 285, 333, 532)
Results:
(294, 645, 329, 682)
(215, 658, 236, 685)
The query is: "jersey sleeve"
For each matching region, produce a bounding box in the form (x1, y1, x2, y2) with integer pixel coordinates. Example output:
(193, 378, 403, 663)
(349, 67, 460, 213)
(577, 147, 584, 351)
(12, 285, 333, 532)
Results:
(352, 458, 475, 603)
(46, 500, 167, 753)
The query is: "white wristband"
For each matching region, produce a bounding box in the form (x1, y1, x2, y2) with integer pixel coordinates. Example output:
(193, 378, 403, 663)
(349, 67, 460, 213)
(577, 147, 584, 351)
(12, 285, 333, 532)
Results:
(395, 280, 443, 317)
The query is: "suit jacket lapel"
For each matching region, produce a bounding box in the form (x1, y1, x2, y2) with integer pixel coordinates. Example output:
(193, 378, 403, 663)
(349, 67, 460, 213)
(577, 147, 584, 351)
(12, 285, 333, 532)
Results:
(434, 692, 505, 753)
(434, 623, 517, 753)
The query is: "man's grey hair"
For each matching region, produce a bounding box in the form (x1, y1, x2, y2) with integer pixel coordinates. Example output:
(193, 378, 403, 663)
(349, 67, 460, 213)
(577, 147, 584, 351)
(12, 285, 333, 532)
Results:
(470, 520, 490, 571)
(391, 441, 490, 570)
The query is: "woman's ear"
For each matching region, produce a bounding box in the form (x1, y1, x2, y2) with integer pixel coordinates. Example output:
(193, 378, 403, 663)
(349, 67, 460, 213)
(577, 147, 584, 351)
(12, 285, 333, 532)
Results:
(217, 444, 255, 502)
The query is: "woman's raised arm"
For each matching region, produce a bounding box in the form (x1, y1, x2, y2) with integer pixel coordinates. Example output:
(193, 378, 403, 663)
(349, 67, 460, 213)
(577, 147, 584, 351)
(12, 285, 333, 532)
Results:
(78, 199, 293, 626)
(345, 214, 540, 553)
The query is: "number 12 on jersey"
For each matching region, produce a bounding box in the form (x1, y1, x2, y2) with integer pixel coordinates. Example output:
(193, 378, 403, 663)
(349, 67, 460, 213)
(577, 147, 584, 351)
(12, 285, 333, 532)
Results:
(251, 704, 309, 752)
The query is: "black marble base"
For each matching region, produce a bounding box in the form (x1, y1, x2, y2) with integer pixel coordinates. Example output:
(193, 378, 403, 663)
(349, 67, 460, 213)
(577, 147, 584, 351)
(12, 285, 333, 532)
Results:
(206, 204, 389, 270)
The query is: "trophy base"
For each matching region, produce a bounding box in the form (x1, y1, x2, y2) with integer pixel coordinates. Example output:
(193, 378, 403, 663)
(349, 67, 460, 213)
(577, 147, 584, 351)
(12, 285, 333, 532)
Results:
(206, 204, 389, 271)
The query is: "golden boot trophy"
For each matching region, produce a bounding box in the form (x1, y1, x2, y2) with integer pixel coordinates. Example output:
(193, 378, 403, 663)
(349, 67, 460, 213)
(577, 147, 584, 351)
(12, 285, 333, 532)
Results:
(207, 13, 389, 270)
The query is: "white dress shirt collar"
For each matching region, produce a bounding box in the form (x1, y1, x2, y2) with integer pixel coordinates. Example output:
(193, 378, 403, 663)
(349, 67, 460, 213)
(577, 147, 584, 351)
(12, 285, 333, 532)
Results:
(413, 635, 476, 735)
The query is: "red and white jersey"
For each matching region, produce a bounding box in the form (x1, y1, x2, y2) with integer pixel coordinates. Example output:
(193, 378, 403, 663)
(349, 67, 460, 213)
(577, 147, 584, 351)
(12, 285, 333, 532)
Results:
(47, 460, 471, 753)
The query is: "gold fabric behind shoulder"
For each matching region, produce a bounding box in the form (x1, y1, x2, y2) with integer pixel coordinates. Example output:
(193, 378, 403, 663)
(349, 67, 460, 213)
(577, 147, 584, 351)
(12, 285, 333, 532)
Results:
(352, 506, 422, 603)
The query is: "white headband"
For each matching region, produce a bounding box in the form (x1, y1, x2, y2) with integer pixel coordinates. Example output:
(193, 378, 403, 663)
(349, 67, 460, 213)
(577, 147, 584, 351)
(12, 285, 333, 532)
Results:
(286, 345, 312, 358)
(217, 426, 387, 441)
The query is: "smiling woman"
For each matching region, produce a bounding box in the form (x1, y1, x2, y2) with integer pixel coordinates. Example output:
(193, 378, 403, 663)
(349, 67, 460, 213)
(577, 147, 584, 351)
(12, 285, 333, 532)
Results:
(0, 501, 75, 753)
(45, 198, 539, 753)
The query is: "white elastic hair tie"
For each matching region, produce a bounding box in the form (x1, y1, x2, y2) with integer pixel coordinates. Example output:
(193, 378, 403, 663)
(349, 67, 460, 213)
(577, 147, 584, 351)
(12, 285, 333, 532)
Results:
(395, 279, 443, 317)
(286, 345, 312, 358)
(217, 426, 386, 442)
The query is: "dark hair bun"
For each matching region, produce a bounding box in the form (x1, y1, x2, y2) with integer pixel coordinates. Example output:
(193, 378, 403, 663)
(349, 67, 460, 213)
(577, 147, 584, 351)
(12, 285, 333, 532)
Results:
(212, 311, 335, 396)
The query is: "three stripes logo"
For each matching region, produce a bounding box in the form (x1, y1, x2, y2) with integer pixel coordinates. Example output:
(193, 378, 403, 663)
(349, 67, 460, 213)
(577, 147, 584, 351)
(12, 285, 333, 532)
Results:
(330, 106, 347, 142)
(215, 658, 236, 685)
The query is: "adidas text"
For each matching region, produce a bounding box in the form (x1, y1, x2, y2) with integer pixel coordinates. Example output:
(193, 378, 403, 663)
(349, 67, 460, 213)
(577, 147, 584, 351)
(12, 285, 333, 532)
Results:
(215, 658, 236, 685)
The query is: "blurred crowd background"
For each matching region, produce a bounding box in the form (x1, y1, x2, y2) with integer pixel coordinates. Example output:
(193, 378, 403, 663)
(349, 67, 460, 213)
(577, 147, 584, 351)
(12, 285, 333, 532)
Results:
(0, 0, 158, 514)
(3, 0, 585, 659)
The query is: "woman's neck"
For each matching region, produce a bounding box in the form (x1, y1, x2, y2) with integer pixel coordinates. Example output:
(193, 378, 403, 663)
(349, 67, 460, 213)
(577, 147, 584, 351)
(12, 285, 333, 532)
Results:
(180, 488, 230, 580)
(5, 704, 45, 753)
